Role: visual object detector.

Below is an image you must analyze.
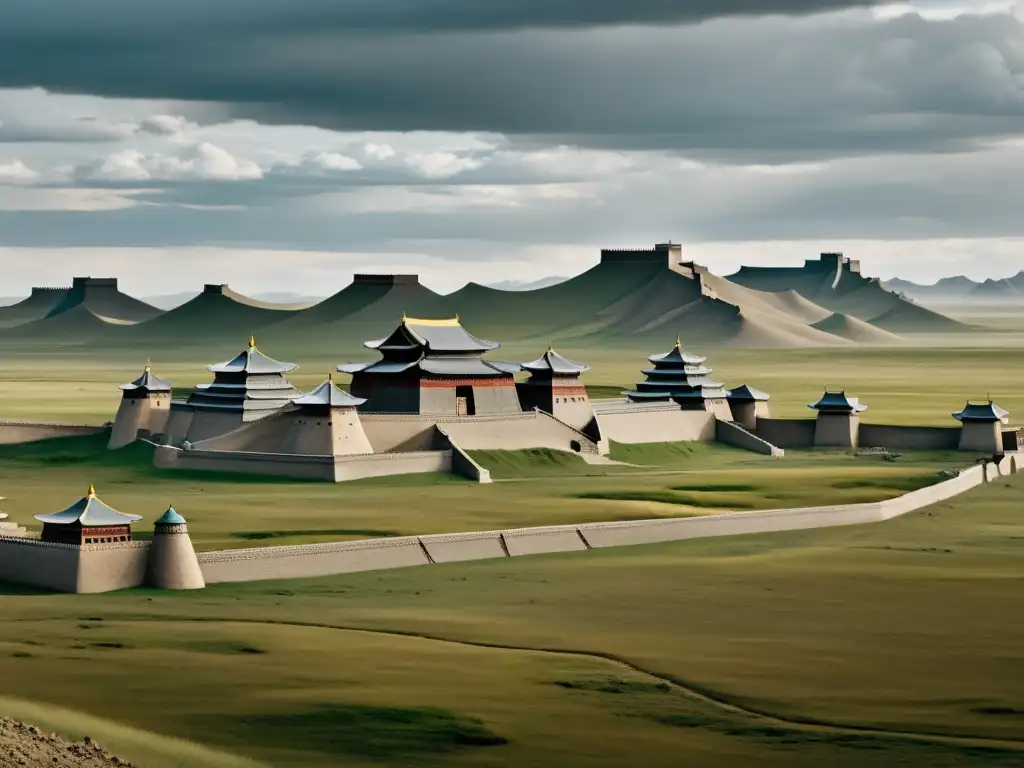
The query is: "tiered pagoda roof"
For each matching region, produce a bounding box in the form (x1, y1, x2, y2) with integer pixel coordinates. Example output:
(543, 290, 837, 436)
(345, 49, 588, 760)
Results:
(294, 374, 367, 409)
(623, 336, 728, 403)
(338, 316, 516, 378)
(952, 401, 1008, 423)
(187, 336, 303, 421)
(34, 484, 142, 527)
(520, 345, 590, 378)
(808, 390, 868, 413)
(120, 362, 172, 394)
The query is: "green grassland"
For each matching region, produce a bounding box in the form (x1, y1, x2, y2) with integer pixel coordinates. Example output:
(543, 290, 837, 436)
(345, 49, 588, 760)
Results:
(0, 474, 1021, 767)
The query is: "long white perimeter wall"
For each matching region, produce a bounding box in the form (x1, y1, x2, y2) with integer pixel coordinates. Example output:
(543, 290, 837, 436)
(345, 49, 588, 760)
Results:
(197, 457, 1007, 585)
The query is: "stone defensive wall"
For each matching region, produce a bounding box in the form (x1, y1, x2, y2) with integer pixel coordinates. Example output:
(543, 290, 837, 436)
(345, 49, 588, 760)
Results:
(0, 421, 106, 446)
(0, 537, 149, 594)
(754, 418, 966, 452)
(593, 403, 716, 444)
(193, 458, 1004, 586)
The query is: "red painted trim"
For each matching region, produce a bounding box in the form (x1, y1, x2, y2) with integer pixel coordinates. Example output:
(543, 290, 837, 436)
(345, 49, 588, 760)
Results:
(420, 377, 516, 389)
(551, 386, 588, 396)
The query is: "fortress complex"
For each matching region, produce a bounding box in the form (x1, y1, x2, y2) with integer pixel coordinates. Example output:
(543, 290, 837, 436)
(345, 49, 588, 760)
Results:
(81, 311, 1019, 484)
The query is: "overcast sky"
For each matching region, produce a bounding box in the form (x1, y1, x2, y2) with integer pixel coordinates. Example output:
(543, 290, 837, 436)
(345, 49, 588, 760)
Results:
(1, 0, 1023, 295)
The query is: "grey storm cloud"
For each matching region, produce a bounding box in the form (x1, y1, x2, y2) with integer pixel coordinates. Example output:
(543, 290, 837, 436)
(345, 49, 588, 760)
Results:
(0, 0, 886, 36)
(2, 3, 1019, 158)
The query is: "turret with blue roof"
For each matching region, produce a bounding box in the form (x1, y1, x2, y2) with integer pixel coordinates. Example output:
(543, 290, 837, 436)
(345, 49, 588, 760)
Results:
(146, 505, 206, 590)
(35, 484, 141, 545)
(953, 400, 1013, 453)
(808, 389, 866, 448)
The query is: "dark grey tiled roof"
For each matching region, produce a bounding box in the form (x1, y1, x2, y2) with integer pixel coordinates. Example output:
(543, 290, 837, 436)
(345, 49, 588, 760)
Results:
(366, 317, 499, 353)
(34, 485, 142, 527)
(521, 347, 591, 375)
(339, 360, 420, 375)
(808, 391, 868, 413)
(951, 401, 1008, 422)
(120, 365, 172, 392)
(727, 384, 771, 402)
(641, 365, 713, 377)
(207, 338, 298, 374)
(419, 358, 512, 376)
(294, 377, 367, 408)
(621, 390, 674, 400)
(648, 338, 707, 365)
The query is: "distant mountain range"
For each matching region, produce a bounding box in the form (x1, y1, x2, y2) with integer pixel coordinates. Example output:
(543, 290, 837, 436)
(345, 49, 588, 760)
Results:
(0, 249, 973, 354)
(883, 271, 1024, 302)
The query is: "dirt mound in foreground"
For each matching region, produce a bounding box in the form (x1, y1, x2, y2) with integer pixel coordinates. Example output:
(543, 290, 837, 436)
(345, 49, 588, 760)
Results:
(0, 717, 132, 766)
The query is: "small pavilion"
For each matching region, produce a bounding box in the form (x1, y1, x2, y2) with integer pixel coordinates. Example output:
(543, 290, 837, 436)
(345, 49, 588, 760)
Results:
(34, 484, 142, 545)
(515, 344, 594, 431)
(808, 390, 867, 448)
(952, 400, 1010, 453)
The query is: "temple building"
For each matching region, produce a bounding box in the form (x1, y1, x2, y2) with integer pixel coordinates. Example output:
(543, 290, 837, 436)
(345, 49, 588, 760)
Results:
(109, 362, 173, 449)
(726, 384, 771, 431)
(338, 315, 521, 415)
(623, 337, 731, 418)
(515, 344, 594, 431)
(34, 484, 142, 545)
(165, 336, 304, 443)
(952, 400, 1009, 453)
(280, 374, 374, 456)
(809, 390, 867, 448)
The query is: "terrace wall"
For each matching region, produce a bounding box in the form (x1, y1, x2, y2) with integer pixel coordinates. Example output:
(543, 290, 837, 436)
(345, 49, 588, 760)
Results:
(0, 538, 150, 593)
(0, 422, 105, 445)
(858, 424, 960, 451)
(594, 404, 715, 444)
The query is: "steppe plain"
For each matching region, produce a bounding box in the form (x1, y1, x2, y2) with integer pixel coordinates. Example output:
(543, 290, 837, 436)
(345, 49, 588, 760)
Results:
(0, 291, 1021, 767)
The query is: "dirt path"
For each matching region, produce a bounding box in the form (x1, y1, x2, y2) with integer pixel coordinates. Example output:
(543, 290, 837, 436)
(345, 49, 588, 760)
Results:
(0, 718, 131, 767)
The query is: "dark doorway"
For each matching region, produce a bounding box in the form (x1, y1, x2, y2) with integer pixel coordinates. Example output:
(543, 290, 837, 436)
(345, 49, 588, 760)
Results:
(455, 385, 476, 416)
(570, 440, 582, 453)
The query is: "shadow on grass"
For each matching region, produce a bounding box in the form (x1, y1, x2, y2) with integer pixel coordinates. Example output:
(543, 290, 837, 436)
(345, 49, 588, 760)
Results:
(208, 704, 507, 761)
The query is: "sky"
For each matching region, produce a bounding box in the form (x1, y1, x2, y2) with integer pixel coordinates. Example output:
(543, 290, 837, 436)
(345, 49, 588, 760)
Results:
(1, 0, 1023, 295)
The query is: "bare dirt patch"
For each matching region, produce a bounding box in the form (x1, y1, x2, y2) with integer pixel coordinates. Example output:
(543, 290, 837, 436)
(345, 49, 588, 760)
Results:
(0, 717, 131, 767)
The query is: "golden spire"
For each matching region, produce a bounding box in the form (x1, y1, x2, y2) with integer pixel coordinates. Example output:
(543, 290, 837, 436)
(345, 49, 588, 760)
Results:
(248, 335, 256, 349)
(674, 335, 681, 349)
(547, 341, 554, 353)
(144, 357, 151, 372)
(328, 370, 334, 383)
(87, 483, 96, 499)
(402, 311, 408, 322)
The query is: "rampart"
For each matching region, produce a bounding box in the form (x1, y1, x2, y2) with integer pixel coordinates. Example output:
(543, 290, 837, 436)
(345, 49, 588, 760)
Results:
(352, 274, 420, 285)
(0, 538, 150, 593)
(191, 458, 1000, 586)
(755, 417, 986, 452)
(0, 421, 106, 445)
(715, 419, 783, 456)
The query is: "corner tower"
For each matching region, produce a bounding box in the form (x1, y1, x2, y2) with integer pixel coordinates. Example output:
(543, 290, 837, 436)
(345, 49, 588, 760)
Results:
(952, 401, 1008, 453)
(145, 506, 205, 590)
(280, 374, 374, 456)
(109, 362, 173, 449)
(516, 344, 593, 430)
(809, 390, 866, 448)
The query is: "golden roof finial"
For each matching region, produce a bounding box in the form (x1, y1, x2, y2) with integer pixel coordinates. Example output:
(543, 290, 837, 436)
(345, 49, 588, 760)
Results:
(248, 334, 256, 349)
(547, 341, 554, 353)
(674, 335, 681, 349)
(87, 483, 96, 498)
(402, 311, 408, 322)
(144, 357, 151, 372)
(328, 370, 334, 383)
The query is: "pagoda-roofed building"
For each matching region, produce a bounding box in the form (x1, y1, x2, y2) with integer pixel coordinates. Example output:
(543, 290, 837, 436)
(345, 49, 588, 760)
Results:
(167, 336, 304, 443)
(952, 400, 1011, 453)
(338, 315, 521, 415)
(726, 384, 771, 431)
(109, 362, 174, 449)
(808, 389, 866, 448)
(34, 484, 142, 545)
(622, 337, 731, 418)
(515, 344, 595, 431)
(279, 374, 374, 456)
